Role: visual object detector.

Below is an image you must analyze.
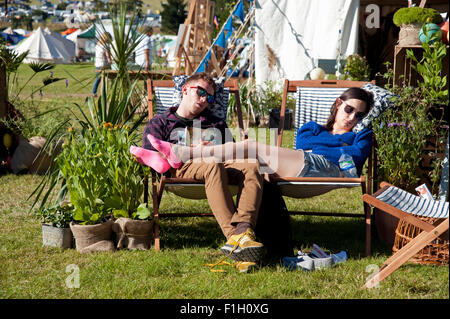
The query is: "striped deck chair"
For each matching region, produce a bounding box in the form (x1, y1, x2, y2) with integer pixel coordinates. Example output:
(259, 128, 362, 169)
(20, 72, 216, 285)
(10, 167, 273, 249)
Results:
(144, 78, 244, 251)
(363, 136, 449, 288)
(274, 79, 376, 256)
(362, 182, 449, 288)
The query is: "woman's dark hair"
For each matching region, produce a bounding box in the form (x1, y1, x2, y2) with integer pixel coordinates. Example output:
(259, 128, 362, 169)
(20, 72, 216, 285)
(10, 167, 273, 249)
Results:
(325, 87, 374, 131)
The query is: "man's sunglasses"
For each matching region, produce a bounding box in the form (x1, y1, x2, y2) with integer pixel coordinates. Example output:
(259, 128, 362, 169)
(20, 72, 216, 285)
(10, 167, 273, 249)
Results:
(343, 104, 366, 120)
(189, 86, 215, 104)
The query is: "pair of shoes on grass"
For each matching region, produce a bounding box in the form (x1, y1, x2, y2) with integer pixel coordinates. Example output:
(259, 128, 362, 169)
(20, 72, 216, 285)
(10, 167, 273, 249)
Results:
(282, 245, 348, 271)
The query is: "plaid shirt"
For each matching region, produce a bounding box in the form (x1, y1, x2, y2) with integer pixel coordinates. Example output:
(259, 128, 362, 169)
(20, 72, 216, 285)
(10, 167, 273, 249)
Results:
(142, 106, 232, 151)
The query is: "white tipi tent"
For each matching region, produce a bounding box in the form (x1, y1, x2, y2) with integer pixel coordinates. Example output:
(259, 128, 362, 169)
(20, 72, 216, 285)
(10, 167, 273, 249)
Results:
(13, 27, 75, 64)
(44, 27, 76, 58)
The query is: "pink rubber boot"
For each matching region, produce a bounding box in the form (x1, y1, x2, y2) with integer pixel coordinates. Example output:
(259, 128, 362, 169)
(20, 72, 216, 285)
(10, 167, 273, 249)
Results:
(146, 134, 183, 168)
(130, 146, 171, 174)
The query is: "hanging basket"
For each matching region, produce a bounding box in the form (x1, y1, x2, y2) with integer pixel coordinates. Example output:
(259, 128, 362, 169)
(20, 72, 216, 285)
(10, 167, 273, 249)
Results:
(398, 23, 422, 46)
(393, 216, 449, 265)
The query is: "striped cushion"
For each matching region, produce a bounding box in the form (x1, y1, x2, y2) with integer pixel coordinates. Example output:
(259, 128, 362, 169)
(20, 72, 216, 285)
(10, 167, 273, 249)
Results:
(376, 186, 449, 219)
(294, 87, 347, 148)
(155, 87, 176, 115)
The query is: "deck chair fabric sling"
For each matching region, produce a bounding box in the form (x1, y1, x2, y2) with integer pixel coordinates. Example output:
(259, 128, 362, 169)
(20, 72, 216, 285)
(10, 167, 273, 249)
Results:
(144, 77, 245, 251)
(273, 79, 376, 256)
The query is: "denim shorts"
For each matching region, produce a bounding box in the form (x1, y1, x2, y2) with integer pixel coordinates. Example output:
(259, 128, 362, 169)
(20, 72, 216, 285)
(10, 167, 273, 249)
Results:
(297, 151, 342, 177)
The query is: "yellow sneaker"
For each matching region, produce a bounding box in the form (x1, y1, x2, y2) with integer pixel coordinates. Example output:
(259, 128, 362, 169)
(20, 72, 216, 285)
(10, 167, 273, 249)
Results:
(220, 228, 265, 262)
(234, 261, 258, 273)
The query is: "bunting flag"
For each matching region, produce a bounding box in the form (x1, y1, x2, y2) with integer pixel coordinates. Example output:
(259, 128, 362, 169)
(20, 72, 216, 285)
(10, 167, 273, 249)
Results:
(215, 31, 226, 49)
(195, 0, 249, 73)
(224, 17, 233, 40)
(197, 62, 205, 72)
(213, 15, 219, 30)
(233, 0, 245, 23)
(205, 51, 211, 66)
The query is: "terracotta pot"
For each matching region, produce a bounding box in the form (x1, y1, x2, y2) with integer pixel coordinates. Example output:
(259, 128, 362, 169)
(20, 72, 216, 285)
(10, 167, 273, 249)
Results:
(374, 208, 399, 247)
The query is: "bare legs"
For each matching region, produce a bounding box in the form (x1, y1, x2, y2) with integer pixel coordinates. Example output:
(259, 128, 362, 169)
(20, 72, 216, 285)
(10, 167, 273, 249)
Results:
(172, 140, 305, 177)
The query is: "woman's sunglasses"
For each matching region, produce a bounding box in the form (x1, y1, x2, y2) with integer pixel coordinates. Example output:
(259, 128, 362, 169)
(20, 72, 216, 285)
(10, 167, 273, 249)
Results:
(343, 104, 366, 120)
(189, 86, 215, 104)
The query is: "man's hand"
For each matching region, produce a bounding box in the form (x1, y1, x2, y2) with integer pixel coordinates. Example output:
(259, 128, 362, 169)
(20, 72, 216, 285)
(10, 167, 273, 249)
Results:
(190, 140, 212, 147)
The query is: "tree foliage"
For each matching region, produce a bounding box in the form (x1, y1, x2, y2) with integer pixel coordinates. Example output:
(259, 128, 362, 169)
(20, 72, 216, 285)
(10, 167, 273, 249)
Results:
(160, 0, 187, 34)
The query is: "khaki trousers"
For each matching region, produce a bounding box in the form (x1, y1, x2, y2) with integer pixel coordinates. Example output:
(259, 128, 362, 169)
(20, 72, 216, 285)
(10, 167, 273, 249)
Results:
(173, 160, 264, 239)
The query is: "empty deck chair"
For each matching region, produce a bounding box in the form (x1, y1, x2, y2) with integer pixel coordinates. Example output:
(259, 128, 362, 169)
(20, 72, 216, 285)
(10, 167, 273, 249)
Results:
(363, 136, 449, 288)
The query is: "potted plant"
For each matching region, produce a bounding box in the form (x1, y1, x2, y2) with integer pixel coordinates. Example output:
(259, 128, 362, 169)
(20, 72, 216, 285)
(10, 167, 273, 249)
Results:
(34, 203, 74, 249)
(61, 121, 152, 251)
(406, 30, 449, 123)
(112, 204, 153, 251)
(30, 4, 150, 253)
(61, 80, 151, 252)
(393, 7, 443, 46)
(373, 57, 448, 245)
(342, 54, 371, 81)
(30, 73, 149, 253)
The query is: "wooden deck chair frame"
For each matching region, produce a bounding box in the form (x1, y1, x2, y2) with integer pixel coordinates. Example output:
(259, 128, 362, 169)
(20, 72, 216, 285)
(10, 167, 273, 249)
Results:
(143, 78, 245, 251)
(362, 182, 449, 288)
(274, 79, 376, 257)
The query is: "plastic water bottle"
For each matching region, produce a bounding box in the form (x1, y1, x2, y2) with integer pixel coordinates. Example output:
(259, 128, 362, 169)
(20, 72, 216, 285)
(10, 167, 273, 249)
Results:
(338, 148, 357, 177)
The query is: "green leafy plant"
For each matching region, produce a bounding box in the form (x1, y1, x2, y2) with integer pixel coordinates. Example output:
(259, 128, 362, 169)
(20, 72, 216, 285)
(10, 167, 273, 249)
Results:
(374, 62, 447, 193)
(343, 54, 371, 81)
(33, 203, 74, 228)
(393, 7, 442, 26)
(160, 0, 187, 34)
(406, 27, 448, 106)
(30, 75, 149, 225)
(59, 123, 150, 224)
(97, 2, 145, 118)
(227, 80, 295, 127)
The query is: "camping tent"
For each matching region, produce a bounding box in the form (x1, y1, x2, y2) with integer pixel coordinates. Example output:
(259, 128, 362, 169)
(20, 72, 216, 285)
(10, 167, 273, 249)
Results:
(77, 24, 96, 39)
(0, 27, 25, 45)
(13, 27, 75, 64)
(44, 27, 76, 58)
(11, 29, 31, 37)
(61, 28, 79, 36)
(66, 28, 95, 58)
(255, 0, 360, 86)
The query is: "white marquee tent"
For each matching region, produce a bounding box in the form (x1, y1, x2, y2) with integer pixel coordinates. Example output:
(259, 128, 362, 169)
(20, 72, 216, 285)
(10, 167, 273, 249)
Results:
(255, 0, 360, 86)
(13, 27, 76, 64)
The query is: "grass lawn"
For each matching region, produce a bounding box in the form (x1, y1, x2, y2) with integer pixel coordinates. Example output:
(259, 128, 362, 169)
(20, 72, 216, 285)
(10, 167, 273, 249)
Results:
(0, 63, 448, 301)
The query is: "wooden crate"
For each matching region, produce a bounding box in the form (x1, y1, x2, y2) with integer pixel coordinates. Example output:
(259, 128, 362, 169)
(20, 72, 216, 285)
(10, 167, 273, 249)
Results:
(393, 44, 449, 88)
